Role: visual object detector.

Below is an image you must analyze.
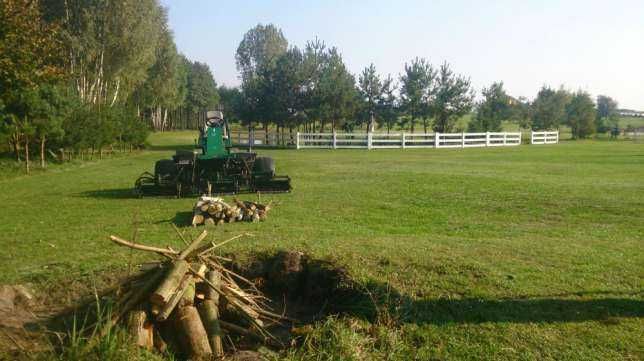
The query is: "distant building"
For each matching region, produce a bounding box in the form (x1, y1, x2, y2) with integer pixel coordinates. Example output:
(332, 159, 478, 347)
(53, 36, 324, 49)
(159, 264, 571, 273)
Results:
(617, 109, 644, 117)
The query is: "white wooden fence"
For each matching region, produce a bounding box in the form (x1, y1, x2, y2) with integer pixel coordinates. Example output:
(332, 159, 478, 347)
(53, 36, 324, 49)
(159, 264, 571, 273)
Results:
(228, 130, 559, 149)
(530, 131, 559, 145)
(296, 132, 524, 149)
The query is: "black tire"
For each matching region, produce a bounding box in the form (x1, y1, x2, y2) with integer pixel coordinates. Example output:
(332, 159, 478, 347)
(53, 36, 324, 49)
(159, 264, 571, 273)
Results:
(154, 159, 176, 185)
(252, 157, 275, 176)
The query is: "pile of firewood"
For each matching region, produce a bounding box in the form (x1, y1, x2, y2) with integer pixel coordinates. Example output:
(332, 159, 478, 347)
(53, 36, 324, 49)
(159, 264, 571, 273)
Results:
(105, 230, 283, 359)
(192, 196, 272, 226)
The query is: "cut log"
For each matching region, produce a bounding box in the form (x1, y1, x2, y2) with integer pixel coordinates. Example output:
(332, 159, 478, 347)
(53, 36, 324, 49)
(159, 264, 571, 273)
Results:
(150, 260, 189, 307)
(192, 214, 204, 226)
(199, 301, 224, 358)
(127, 310, 153, 350)
(204, 271, 221, 302)
(199, 271, 223, 357)
(156, 273, 192, 321)
(175, 305, 212, 359)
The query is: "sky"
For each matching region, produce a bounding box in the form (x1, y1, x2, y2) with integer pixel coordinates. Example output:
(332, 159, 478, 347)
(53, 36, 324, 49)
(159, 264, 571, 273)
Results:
(161, 0, 644, 110)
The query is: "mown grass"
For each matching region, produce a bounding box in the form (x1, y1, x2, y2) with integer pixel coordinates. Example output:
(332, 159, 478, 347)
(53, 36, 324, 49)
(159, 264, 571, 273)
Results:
(0, 131, 642, 360)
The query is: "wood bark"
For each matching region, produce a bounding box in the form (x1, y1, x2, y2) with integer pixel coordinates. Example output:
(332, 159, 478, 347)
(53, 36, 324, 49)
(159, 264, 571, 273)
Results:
(175, 286, 212, 359)
(156, 273, 191, 321)
(150, 260, 189, 306)
(40, 136, 46, 168)
(199, 271, 223, 357)
(127, 310, 153, 350)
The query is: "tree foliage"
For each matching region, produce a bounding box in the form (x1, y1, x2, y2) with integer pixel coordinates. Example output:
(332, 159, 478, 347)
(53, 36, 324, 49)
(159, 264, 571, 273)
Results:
(531, 86, 570, 130)
(595, 95, 618, 133)
(399, 58, 434, 133)
(566, 91, 596, 139)
(469, 82, 509, 132)
(432, 62, 474, 132)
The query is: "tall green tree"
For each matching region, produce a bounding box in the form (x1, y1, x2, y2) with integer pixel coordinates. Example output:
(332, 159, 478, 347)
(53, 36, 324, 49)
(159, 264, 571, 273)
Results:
(531, 86, 570, 130)
(596, 95, 618, 133)
(566, 91, 596, 139)
(358, 64, 385, 132)
(184, 61, 219, 113)
(399, 58, 434, 133)
(44, 0, 165, 106)
(267, 47, 307, 133)
(378, 76, 398, 133)
(235, 24, 288, 83)
(468, 82, 509, 132)
(432, 62, 474, 132)
(217, 86, 243, 124)
(507, 96, 532, 129)
(134, 23, 186, 131)
(315, 48, 358, 131)
(236, 24, 288, 132)
(0, 0, 65, 170)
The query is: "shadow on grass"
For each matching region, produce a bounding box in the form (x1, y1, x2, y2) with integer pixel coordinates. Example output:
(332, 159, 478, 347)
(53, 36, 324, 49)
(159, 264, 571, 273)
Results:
(77, 188, 138, 199)
(352, 281, 644, 325)
(172, 211, 193, 227)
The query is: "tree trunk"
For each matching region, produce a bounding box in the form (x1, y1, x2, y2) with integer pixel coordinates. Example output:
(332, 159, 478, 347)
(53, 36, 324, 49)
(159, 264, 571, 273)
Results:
(12, 133, 21, 161)
(24, 136, 30, 174)
(423, 119, 428, 134)
(40, 136, 46, 168)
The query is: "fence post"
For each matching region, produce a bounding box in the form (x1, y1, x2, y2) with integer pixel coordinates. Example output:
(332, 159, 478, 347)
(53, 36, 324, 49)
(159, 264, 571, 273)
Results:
(461, 132, 465, 148)
(531, 131, 534, 145)
(402, 132, 406, 149)
(555, 131, 559, 144)
(435, 132, 440, 148)
(486, 131, 490, 146)
(296, 132, 300, 150)
(333, 131, 337, 149)
(367, 132, 373, 150)
(503, 133, 507, 146)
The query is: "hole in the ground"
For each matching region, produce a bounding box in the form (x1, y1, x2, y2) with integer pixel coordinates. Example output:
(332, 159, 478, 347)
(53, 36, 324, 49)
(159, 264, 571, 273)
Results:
(1, 251, 378, 360)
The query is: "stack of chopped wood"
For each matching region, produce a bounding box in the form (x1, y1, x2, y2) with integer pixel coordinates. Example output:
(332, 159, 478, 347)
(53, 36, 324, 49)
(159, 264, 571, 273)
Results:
(192, 195, 272, 226)
(105, 230, 282, 359)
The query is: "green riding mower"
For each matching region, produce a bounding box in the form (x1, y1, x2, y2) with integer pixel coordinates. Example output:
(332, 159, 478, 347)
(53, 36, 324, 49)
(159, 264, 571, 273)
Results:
(135, 111, 291, 196)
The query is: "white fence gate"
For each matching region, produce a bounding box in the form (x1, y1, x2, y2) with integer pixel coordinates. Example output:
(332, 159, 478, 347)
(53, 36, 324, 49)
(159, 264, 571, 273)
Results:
(296, 132, 523, 150)
(531, 131, 559, 145)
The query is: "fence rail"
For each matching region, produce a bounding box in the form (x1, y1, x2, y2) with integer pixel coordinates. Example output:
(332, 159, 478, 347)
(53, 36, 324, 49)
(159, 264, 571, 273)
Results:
(229, 130, 558, 149)
(296, 131, 525, 149)
(531, 131, 559, 145)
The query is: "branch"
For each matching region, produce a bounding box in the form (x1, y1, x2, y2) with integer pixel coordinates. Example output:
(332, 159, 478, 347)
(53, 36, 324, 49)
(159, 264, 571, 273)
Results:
(109, 235, 178, 256)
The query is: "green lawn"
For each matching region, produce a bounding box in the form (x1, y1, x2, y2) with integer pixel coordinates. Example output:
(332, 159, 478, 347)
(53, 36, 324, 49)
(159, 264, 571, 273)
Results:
(0, 131, 642, 360)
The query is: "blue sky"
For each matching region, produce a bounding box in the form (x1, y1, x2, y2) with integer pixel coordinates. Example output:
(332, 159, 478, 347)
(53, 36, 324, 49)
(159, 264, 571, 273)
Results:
(161, 0, 644, 109)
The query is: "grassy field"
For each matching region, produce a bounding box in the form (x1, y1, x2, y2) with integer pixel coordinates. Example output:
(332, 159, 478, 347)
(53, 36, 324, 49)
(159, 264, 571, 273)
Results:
(0, 131, 642, 360)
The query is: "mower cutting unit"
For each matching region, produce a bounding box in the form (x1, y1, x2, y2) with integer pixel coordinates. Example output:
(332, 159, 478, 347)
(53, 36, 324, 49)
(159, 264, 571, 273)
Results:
(135, 111, 291, 196)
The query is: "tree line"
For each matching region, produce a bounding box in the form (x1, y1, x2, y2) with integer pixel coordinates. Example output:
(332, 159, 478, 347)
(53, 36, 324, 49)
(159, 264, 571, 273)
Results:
(0, 0, 219, 171)
(221, 24, 621, 141)
(1, 4, 624, 172)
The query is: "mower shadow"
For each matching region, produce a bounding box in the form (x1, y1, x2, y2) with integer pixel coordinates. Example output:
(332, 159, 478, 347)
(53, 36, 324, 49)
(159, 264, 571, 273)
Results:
(172, 211, 194, 227)
(349, 280, 644, 326)
(77, 188, 138, 199)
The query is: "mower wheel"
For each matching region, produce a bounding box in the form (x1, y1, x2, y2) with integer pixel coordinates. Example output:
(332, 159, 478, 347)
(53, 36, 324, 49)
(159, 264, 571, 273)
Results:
(154, 159, 176, 185)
